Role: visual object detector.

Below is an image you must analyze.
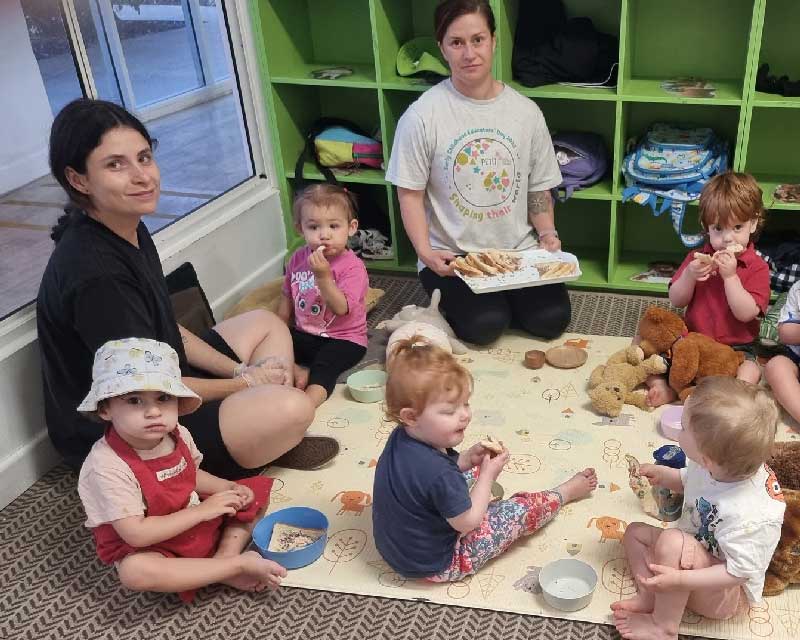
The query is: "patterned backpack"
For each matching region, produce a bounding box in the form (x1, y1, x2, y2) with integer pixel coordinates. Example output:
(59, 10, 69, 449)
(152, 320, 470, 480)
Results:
(621, 123, 728, 247)
(550, 131, 608, 201)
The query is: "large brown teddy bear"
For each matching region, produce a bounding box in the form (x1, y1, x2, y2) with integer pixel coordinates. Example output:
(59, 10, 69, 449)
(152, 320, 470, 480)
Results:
(588, 345, 668, 417)
(764, 441, 800, 596)
(637, 306, 744, 401)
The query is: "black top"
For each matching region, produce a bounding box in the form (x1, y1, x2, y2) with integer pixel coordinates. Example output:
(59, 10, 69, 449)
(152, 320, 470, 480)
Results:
(37, 214, 185, 470)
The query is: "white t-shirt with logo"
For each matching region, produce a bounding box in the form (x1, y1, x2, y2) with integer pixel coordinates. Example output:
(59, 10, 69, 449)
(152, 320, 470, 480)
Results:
(678, 460, 786, 602)
(385, 80, 562, 270)
(778, 280, 800, 360)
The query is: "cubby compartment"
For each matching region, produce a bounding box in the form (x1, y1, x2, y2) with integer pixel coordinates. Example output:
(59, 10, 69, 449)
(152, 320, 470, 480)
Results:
(535, 98, 617, 199)
(382, 89, 422, 159)
(372, 0, 445, 89)
(496, 0, 620, 101)
(611, 201, 701, 293)
(272, 85, 384, 183)
(256, 0, 376, 85)
(554, 199, 611, 288)
(744, 107, 800, 210)
(621, 0, 755, 104)
(619, 102, 744, 196)
(753, 0, 800, 107)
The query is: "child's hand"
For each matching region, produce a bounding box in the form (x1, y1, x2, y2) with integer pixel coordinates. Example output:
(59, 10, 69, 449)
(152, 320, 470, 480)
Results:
(464, 441, 502, 468)
(231, 483, 255, 508)
(308, 246, 332, 281)
(479, 448, 510, 481)
(687, 256, 715, 282)
(639, 463, 670, 488)
(637, 564, 684, 592)
(714, 250, 738, 280)
(199, 490, 244, 520)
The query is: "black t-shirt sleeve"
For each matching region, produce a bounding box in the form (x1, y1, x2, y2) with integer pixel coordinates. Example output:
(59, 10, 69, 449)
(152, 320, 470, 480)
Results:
(72, 275, 159, 354)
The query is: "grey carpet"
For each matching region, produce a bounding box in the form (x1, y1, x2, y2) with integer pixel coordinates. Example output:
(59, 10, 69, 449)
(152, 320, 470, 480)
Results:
(1, 277, 697, 640)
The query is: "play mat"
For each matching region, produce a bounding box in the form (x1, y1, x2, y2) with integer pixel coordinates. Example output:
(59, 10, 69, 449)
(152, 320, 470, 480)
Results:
(263, 333, 800, 640)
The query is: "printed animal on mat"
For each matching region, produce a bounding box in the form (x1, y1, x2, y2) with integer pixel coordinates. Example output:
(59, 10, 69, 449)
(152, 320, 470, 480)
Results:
(587, 515, 627, 542)
(587, 345, 667, 417)
(513, 566, 542, 594)
(331, 490, 372, 515)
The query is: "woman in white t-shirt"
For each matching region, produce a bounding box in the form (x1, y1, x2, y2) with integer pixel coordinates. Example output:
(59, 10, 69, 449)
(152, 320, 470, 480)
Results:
(386, 0, 570, 345)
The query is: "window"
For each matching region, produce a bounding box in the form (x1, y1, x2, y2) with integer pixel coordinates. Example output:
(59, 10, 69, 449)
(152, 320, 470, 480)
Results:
(0, 0, 258, 320)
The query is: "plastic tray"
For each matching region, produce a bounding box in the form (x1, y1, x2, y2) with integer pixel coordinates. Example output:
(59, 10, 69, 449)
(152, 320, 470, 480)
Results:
(455, 250, 581, 294)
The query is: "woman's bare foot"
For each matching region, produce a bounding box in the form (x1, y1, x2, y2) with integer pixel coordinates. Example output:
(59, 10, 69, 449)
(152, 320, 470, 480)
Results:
(613, 609, 678, 640)
(610, 592, 655, 614)
(222, 551, 287, 592)
(555, 468, 597, 504)
(645, 376, 677, 408)
(293, 364, 310, 390)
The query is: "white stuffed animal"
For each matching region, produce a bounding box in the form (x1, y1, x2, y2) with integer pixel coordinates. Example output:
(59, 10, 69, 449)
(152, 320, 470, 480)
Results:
(377, 289, 467, 358)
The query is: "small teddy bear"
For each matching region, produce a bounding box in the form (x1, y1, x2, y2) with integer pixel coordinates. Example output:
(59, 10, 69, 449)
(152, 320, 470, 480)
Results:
(637, 306, 744, 401)
(588, 345, 667, 417)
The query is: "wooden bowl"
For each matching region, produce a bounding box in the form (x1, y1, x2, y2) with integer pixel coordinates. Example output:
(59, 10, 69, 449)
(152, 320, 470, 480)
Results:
(545, 345, 588, 369)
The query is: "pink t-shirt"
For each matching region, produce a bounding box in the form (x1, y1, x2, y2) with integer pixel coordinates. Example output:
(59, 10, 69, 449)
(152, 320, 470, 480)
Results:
(282, 246, 368, 347)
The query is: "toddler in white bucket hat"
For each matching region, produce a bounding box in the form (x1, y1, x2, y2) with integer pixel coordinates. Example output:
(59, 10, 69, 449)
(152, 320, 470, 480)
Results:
(76, 337, 285, 601)
(78, 337, 200, 416)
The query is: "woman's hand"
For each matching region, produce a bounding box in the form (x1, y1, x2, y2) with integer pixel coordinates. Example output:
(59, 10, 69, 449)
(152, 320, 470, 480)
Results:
(238, 357, 290, 386)
(539, 233, 562, 253)
(421, 249, 457, 277)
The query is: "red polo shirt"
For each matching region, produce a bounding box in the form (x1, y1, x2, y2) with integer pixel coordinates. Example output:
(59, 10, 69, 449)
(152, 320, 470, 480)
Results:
(670, 243, 770, 345)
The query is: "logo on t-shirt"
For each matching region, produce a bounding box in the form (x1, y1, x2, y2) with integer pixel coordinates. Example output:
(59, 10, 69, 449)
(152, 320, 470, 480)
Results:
(447, 129, 521, 223)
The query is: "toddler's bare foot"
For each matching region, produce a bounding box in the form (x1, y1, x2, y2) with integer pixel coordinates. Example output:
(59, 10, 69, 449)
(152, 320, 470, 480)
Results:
(555, 468, 597, 504)
(645, 376, 677, 408)
(222, 551, 287, 592)
(613, 609, 677, 640)
(610, 592, 655, 614)
(293, 364, 310, 390)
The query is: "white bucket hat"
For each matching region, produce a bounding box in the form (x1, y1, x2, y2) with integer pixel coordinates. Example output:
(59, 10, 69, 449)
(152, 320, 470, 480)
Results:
(78, 338, 201, 416)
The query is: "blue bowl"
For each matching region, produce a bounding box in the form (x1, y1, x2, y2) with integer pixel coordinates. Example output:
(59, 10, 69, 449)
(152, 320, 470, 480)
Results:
(252, 507, 329, 569)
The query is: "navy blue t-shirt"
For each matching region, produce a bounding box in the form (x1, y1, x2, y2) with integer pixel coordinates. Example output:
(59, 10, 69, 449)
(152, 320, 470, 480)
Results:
(373, 427, 471, 578)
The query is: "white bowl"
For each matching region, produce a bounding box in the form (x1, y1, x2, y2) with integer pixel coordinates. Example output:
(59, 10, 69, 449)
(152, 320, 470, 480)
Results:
(539, 559, 598, 612)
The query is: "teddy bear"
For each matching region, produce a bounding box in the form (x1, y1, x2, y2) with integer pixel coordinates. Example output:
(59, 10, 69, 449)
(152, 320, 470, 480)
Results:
(637, 306, 744, 401)
(588, 345, 668, 417)
(763, 441, 800, 596)
(376, 289, 467, 361)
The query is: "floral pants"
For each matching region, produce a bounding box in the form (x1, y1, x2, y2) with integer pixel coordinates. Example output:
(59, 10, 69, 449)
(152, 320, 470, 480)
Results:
(426, 469, 563, 582)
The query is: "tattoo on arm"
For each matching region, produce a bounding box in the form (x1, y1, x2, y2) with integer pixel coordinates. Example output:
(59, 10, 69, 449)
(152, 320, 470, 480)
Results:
(527, 191, 551, 216)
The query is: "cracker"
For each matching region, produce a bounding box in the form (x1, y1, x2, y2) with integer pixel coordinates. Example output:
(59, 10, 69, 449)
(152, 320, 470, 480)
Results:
(267, 522, 325, 552)
(452, 257, 484, 277)
(480, 436, 504, 456)
(466, 253, 499, 275)
(693, 252, 713, 265)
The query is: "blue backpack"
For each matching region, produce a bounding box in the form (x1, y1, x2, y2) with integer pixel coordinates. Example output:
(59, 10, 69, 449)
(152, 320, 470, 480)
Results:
(550, 131, 608, 201)
(622, 123, 729, 247)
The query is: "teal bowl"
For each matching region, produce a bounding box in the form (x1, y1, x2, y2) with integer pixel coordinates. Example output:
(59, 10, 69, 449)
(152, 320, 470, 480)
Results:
(252, 507, 329, 569)
(346, 369, 387, 403)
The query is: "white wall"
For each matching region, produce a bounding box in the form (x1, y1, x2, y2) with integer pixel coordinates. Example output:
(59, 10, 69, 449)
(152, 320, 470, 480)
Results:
(0, 187, 287, 509)
(0, 0, 53, 194)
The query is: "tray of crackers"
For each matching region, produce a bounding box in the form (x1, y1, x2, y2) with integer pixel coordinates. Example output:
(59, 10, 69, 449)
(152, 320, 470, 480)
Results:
(452, 249, 581, 293)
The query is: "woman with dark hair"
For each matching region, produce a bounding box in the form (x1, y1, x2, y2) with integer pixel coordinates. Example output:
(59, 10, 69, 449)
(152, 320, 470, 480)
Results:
(37, 98, 335, 478)
(386, 0, 571, 345)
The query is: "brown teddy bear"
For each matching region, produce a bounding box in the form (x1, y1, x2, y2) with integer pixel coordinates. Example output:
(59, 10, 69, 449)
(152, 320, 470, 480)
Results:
(588, 345, 668, 417)
(764, 441, 800, 596)
(637, 306, 744, 401)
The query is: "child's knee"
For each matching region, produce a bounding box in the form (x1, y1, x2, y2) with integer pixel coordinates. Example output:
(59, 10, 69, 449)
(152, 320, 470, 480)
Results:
(737, 360, 761, 385)
(117, 555, 158, 592)
(653, 528, 685, 563)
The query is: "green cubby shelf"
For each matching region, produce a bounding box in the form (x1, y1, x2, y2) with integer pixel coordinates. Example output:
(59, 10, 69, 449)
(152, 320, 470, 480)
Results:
(251, 0, 800, 295)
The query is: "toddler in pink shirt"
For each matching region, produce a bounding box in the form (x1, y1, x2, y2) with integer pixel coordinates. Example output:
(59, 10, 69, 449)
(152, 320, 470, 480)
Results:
(278, 184, 368, 406)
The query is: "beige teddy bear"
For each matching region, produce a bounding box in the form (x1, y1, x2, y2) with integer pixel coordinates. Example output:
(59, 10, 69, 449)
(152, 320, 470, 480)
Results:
(588, 345, 667, 417)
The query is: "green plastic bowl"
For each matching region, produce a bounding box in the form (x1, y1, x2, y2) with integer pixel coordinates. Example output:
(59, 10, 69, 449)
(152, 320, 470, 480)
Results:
(346, 369, 387, 403)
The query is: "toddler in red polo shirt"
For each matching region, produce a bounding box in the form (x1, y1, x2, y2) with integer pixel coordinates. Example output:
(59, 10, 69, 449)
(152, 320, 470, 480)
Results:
(646, 173, 770, 406)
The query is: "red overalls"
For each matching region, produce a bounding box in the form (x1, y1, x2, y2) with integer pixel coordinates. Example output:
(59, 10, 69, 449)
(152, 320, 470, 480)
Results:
(92, 426, 272, 602)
